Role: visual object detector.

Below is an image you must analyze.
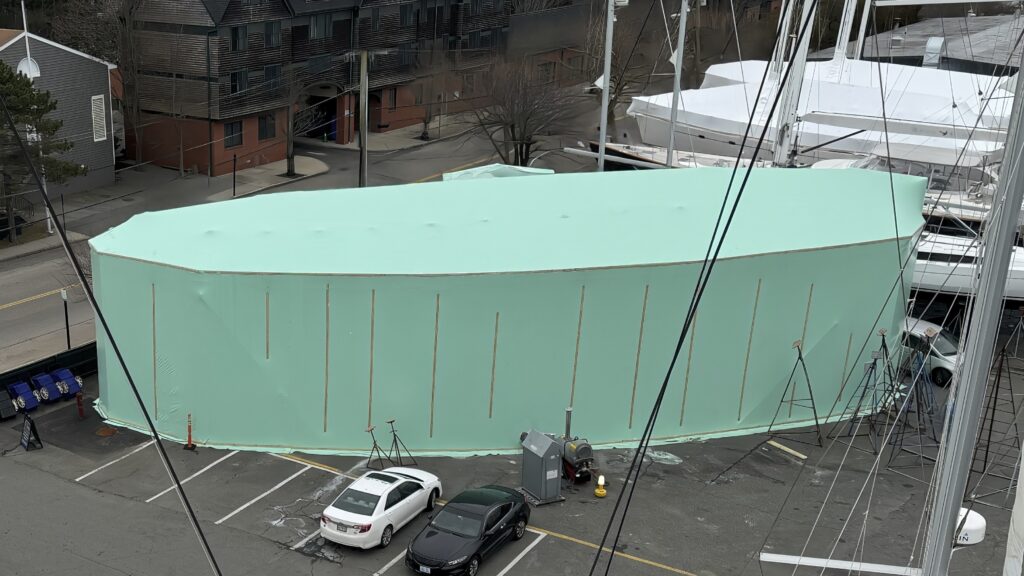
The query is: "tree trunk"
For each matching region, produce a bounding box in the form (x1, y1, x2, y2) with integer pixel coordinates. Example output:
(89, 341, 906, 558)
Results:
(286, 103, 296, 177)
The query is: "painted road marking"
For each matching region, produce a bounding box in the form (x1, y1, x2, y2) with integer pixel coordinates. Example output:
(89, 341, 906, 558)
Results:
(291, 528, 320, 550)
(526, 527, 697, 576)
(414, 156, 493, 183)
(496, 532, 546, 576)
(270, 452, 359, 480)
(75, 439, 156, 482)
(145, 450, 238, 503)
(372, 551, 406, 575)
(215, 464, 311, 525)
(0, 284, 79, 312)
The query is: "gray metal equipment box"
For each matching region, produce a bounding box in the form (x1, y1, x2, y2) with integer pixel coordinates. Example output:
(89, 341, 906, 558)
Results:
(521, 429, 563, 504)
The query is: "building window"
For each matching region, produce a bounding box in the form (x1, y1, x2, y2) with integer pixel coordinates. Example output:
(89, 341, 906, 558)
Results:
(265, 21, 281, 48)
(400, 4, 416, 26)
(309, 55, 331, 74)
(469, 30, 480, 48)
(264, 64, 282, 89)
(480, 30, 492, 48)
(463, 73, 475, 96)
(536, 61, 555, 84)
(91, 95, 107, 142)
(471, 0, 481, 15)
(400, 42, 415, 66)
(414, 83, 424, 105)
(311, 13, 333, 39)
(372, 7, 381, 31)
(259, 113, 276, 140)
(225, 120, 243, 148)
(230, 70, 248, 94)
(386, 87, 397, 110)
(230, 26, 247, 51)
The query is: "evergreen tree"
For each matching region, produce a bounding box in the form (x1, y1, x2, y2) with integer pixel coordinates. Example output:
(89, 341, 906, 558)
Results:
(0, 60, 86, 242)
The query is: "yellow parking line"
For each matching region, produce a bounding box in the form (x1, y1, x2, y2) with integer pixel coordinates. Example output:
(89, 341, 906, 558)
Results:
(527, 526, 698, 576)
(272, 453, 359, 480)
(414, 156, 493, 183)
(0, 284, 79, 312)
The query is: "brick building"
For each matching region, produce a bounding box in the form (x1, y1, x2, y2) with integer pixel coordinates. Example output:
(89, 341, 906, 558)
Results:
(128, 0, 590, 176)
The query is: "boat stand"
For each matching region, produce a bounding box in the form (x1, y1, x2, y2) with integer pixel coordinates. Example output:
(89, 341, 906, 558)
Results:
(828, 333, 901, 455)
(766, 341, 823, 447)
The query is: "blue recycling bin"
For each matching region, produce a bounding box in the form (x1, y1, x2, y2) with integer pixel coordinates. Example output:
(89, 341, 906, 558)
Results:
(30, 373, 61, 403)
(6, 382, 38, 412)
(51, 368, 83, 398)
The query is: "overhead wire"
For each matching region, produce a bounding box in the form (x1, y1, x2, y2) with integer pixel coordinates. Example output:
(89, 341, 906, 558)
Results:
(585, 0, 815, 573)
(0, 92, 224, 576)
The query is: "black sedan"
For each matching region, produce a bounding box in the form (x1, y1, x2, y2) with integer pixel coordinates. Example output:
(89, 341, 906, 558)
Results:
(405, 485, 530, 576)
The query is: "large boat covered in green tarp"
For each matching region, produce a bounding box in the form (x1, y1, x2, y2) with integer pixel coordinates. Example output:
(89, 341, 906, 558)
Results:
(90, 168, 924, 455)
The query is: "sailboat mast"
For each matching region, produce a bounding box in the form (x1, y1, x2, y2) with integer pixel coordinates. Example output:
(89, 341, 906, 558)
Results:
(597, 0, 615, 171)
(854, 0, 872, 60)
(772, 0, 815, 166)
(921, 61, 1024, 575)
(665, 0, 689, 167)
(833, 0, 858, 61)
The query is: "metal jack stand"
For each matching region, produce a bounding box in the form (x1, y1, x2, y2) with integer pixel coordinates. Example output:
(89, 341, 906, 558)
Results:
(366, 425, 393, 470)
(968, 348, 1022, 510)
(767, 340, 823, 447)
(886, 347, 943, 484)
(828, 331, 902, 455)
(385, 418, 417, 467)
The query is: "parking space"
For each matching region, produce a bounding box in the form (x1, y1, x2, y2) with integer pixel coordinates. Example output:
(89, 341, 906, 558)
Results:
(9, 397, 715, 576)
(20, 382, 944, 576)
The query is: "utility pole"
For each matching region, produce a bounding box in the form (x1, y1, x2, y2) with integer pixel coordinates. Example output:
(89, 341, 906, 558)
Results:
(596, 0, 615, 171)
(2, 174, 13, 244)
(923, 60, 1024, 576)
(61, 288, 70, 350)
(359, 49, 369, 188)
(665, 0, 689, 167)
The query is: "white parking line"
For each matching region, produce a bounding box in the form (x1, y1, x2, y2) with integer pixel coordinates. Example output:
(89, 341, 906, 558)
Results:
(496, 532, 547, 576)
(75, 439, 156, 482)
(291, 528, 320, 550)
(145, 451, 238, 503)
(373, 551, 406, 575)
(215, 464, 311, 525)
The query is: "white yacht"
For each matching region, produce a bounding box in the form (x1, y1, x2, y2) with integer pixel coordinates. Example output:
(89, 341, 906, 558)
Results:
(914, 232, 1024, 300)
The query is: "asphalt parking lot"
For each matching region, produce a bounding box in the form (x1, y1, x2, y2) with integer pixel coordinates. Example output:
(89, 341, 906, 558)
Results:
(0, 373, 1015, 575)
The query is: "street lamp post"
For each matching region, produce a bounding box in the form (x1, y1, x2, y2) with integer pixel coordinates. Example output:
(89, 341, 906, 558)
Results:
(60, 288, 70, 350)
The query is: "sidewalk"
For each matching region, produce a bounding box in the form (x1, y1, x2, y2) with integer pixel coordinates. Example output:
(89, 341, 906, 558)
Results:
(0, 155, 328, 264)
(299, 111, 477, 153)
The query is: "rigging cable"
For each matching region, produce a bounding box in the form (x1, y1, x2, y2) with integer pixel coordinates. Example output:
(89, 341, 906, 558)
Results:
(585, 0, 816, 573)
(0, 92, 224, 576)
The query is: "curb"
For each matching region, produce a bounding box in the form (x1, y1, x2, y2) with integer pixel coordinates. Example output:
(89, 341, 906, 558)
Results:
(296, 125, 475, 155)
(232, 161, 331, 199)
(0, 231, 91, 264)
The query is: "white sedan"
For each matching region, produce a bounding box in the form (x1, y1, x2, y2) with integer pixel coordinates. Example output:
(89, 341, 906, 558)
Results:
(320, 467, 442, 549)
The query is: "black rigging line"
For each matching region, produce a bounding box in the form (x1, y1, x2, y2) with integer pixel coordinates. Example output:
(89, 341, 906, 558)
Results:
(585, 0, 819, 573)
(0, 95, 224, 575)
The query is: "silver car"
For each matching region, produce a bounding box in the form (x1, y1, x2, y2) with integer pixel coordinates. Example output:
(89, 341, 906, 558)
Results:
(902, 317, 960, 387)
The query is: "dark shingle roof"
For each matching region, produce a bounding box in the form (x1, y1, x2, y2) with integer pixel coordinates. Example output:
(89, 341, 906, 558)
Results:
(284, 0, 361, 15)
(200, 0, 232, 23)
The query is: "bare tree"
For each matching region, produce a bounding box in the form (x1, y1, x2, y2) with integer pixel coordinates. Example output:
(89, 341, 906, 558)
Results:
(282, 68, 327, 177)
(117, 0, 146, 168)
(579, 11, 654, 125)
(472, 59, 573, 167)
(51, 0, 119, 63)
